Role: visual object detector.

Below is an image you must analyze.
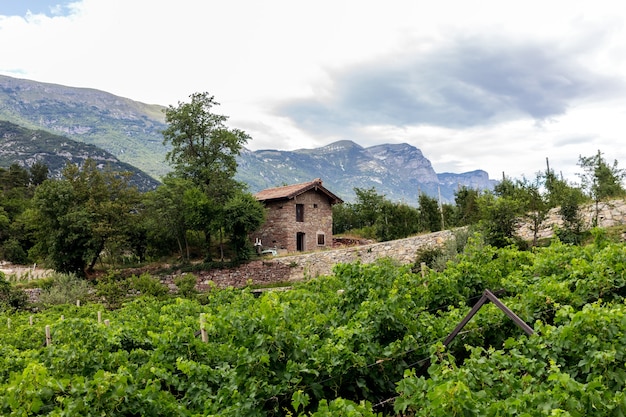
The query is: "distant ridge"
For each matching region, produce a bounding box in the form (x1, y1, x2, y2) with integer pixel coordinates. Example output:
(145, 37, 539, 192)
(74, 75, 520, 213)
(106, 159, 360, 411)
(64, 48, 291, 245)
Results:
(236, 140, 496, 204)
(0, 74, 168, 180)
(0, 121, 160, 191)
(0, 74, 496, 202)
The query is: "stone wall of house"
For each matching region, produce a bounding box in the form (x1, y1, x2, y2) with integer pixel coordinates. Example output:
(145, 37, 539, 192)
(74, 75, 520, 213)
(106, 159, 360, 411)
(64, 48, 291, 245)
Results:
(253, 189, 334, 253)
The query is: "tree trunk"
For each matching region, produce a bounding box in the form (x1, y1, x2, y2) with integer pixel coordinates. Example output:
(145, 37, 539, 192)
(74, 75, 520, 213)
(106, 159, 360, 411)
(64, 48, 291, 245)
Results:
(87, 238, 106, 273)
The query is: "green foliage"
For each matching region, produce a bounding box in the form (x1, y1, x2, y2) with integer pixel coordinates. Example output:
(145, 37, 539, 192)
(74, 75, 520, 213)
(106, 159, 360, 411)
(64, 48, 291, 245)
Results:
(418, 193, 442, 232)
(0, 273, 28, 312)
(1, 237, 28, 264)
(38, 273, 93, 306)
(128, 273, 169, 298)
(477, 190, 524, 248)
(3, 235, 626, 415)
(578, 150, 626, 225)
(174, 273, 198, 298)
(454, 186, 481, 226)
(31, 160, 142, 275)
(223, 191, 266, 261)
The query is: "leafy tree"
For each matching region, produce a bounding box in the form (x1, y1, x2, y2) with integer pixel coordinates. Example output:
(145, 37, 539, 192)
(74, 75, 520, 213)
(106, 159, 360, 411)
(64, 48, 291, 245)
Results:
(29, 161, 49, 186)
(31, 160, 141, 275)
(453, 186, 481, 226)
(142, 176, 196, 260)
(477, 190, 524, 248)
(418, 193, 441, 233)
(577, 150, 625, 225)
(223, 191, 266, 261)
(374, 200, 420, 241)
(517, 175, 550, 246)
(162, 92, 252, 257)
(353, 187, 385, 229)
(556, 186, 586, 244)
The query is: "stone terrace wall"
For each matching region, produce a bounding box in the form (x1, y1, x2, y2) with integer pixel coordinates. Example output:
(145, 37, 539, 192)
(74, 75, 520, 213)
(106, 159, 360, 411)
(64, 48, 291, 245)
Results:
(196, 198, 626, 289)
(193, 229, 455, 288)
(516, 198, 626, 241)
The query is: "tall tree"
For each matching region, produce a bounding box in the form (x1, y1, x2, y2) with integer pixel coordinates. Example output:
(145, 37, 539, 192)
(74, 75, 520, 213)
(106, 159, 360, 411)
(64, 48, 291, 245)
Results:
(418, 193, 441, 233)
(31, 160, 141, 275)
(454, 186, 481, 226)
(517, 176, 550, 247)
(162, 92, 251, 257)
(577, 150, 625, 225)
(162, 92, 249, 196)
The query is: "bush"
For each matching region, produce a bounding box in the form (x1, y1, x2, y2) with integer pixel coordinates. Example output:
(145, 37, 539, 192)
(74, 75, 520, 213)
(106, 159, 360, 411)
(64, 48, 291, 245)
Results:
(38, 273, 93, 306)
(0, 272, 28, 311)
(174, 273, 198, 298)
(1, 238, 28, 264)
(95, 273, 130, 309)
(128, 273, 168, 298)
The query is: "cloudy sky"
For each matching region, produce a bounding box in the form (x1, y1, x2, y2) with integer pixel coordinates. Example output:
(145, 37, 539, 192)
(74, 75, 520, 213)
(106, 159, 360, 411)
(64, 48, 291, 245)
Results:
(1, 0, 625, 182)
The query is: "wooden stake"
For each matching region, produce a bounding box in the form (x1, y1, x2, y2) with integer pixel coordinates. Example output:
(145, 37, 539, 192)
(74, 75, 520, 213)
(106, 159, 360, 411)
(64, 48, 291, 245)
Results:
(76, 300, 81, 307)
(45, 325, 51, 346)
(200, 314, 208, 343)
(29, 315, 33, 326)
(104, 319, 110, 327)
(97, 311, 102, 323)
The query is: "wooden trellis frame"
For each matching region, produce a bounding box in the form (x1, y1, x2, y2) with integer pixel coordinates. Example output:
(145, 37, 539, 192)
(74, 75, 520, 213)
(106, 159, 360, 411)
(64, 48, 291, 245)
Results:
(443, 289, 534, 347)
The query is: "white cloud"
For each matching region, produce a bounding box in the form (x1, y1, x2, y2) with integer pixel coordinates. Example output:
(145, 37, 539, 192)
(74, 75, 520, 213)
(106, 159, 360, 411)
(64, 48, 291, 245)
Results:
(2, 0, 626, 180)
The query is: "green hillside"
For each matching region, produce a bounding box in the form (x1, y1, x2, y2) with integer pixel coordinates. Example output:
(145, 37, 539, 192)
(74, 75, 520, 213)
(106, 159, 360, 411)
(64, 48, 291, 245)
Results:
(0, 75, 169, 180)
(0, 121, 160, 191)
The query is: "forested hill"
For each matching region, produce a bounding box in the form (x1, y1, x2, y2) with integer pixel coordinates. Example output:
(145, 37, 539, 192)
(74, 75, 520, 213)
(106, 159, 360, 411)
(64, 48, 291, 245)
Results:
(0, 74, 168, 180)
(1, 74, 496, 202)
(0, 121, 160, 191)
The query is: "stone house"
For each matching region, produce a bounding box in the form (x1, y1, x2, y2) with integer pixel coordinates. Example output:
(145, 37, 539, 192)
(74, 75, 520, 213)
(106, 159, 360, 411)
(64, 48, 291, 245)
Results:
(253, 178, 343, 253)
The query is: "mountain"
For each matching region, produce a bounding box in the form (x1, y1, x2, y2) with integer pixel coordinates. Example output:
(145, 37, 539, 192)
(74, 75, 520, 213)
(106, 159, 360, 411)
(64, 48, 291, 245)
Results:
(0, 74, 168, 180)
(0, 121, 160, 191)
(0, 74, 496, 202)
(235, 140, 496, 204)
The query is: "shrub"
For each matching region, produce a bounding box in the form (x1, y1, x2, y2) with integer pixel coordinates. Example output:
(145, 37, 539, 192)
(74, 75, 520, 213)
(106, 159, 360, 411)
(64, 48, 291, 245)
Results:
(0, 272, 29, 311)
(128, 273, 168, 298)
(174, 273, 198, 298)
(37, 272, 93, 306)
(1, 238, 28, 264)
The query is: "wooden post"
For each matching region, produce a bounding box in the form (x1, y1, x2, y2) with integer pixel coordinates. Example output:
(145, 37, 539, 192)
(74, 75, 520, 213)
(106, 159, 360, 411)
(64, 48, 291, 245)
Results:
(60, 315, 64, 321)
(420, 262, 426, 279)
(97, 311, 102, 323)
(104, 319, 110, 327)
(7, 318, 10, 329)
(76, 300, 81, 307)
(45, 325, 51, 346)
(199, 314, 208, 343)
(29, 315, 33, 326)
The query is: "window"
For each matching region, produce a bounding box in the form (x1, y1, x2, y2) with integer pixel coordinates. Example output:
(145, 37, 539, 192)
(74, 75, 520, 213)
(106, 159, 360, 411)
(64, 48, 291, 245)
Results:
(317, 233, 325, 246)
(313, 203, 318, 208)
(296, 204, 304, 222)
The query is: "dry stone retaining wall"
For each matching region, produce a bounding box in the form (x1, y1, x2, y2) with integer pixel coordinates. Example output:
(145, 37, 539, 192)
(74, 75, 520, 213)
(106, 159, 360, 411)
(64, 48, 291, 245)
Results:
(516, 198, 626, 241)
(199, 198, 626, 289)
(195, 229, 455, 288)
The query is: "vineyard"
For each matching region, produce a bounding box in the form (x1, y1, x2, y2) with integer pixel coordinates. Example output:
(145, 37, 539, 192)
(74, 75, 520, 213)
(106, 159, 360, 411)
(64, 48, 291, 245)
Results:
(2, 232, 626, 416)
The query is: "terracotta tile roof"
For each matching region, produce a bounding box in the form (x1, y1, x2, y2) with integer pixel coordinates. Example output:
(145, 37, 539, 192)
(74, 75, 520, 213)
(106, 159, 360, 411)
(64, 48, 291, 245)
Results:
(254, 178, 343, 204)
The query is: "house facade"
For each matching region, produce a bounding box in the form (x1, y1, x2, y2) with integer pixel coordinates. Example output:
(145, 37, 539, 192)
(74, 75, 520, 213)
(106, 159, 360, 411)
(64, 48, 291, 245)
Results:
(253, 178, 343, 253)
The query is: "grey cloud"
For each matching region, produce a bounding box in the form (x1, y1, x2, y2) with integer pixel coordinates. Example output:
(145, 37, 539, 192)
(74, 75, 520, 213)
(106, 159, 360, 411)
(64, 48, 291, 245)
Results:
(279, 36, 624, 134)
